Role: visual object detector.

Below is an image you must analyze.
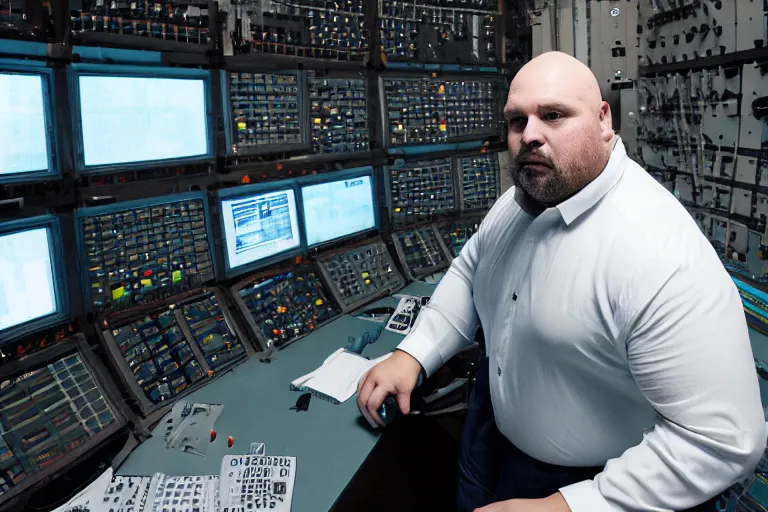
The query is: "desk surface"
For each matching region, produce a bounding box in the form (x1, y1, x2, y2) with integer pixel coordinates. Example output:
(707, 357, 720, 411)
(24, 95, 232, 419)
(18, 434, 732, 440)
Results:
(116, 282, 438, 512)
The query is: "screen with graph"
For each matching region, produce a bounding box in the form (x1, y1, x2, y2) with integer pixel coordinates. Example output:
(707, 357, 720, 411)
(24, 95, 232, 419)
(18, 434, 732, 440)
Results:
(220, 187, 302, 274)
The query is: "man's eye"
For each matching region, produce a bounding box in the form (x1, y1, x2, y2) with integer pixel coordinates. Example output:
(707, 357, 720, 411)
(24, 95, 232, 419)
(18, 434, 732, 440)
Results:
(545, 112, 562, 121)
(508, 117, 525, 127)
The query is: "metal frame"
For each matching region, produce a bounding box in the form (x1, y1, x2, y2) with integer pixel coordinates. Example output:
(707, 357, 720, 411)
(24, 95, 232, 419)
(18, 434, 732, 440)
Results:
(220, 69, 311, 158)
(74, 191, 217, 316)
(315, 236, 405, 313)
(97, 286, 252, 421)
(0, 214, 70, 345)
(391, 224, 451, 281)
(217, 178, 306, 280)
(297, 166, 379, 249)
(0, 59, 60, 185)
(456, 150, 503, 213)
(0, 334, 128, 511)
(229, 261, 343, 352)
(377, 73, 506, 150)
(68, 63, 215, 175)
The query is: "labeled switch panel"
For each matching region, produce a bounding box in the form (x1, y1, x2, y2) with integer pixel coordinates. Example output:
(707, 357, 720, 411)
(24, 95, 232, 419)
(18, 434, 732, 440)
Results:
(232, 264, 341, 351)
(308, 77, 369, 154)
(182, 294, 246, 372)
(383, 77, 502, 146)
(392, 226, 451, 280)
(228, 72, 303, 154)
(0, 348, 116, 495)
(459, 152, 500, 211)
(101, 290, 247, 415)
(239, 0, 368, 60)
(107, 308, 205, 406)
(316, 238, 404, 312)
(387, 158, 457, 225)
(77, 196, 214, 315)
(435, 217, 483, 258)
(379, 0, 498, 64)
(70, 0, 211, 45)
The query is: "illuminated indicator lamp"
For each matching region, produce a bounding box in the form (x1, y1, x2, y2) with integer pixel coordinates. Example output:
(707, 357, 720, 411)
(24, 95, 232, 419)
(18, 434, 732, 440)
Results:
(241, 175, 251, 184)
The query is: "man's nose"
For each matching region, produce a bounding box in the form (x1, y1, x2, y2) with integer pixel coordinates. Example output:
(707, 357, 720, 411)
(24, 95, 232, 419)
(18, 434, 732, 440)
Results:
(521, 117, 546, 147)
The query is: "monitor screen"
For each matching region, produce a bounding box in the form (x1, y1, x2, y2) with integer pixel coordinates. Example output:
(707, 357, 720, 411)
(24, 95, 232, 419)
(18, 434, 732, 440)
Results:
(221, 188, 301, 272)
(77, 74, 209, 168)
(0, 226, 58, 333)
(0, 72, 50, 177)
(302, 174, 376, 247)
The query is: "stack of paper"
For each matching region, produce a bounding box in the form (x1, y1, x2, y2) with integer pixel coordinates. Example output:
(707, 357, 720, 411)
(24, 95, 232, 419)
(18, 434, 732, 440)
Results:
(290, 349, 393, 404)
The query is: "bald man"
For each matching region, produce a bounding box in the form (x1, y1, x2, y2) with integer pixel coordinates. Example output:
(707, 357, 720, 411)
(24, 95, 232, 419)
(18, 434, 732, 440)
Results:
(357, 52, 766, 511)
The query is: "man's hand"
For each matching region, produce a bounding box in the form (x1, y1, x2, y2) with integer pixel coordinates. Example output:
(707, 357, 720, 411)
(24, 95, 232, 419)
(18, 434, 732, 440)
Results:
(474, 493, 571, 512)
(356, 349, 422, 428)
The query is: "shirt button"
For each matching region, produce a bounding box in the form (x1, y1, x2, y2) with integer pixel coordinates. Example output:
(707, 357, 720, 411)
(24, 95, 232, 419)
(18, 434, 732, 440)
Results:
(497, 366, 502, 376)
(512, 292, 518, 301)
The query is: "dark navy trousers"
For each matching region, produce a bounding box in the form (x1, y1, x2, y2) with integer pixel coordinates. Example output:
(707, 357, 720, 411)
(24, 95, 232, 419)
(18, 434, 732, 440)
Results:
(456, 358, 716, 512)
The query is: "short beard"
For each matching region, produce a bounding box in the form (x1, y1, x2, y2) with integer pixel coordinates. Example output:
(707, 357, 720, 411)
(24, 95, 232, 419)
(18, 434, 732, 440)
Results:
(508, 141, 606, 206)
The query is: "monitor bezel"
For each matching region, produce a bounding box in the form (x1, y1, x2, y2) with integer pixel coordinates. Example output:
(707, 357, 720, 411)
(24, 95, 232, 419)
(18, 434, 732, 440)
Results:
(217, 179, 306, 280)
(69, 63, 215, 175)
(220, 69, 311, 157)
(0, 59, 60, 185)
(298, 166, 379, 250)
(0, 214, 70, 344)
(74, 191, 217, 315)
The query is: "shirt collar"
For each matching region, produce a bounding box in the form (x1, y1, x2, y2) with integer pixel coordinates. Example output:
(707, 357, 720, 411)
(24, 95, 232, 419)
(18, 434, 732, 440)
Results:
(556, 136, 625, 225)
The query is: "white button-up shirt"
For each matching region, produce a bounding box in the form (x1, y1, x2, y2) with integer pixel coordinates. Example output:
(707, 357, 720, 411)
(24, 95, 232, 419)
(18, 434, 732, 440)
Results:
(398, 138, 767, 511)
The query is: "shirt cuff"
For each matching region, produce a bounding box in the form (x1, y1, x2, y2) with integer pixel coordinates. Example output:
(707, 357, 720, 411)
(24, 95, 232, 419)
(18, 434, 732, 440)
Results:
(559, 480, 615, 512)
(396, 330, 444, 377)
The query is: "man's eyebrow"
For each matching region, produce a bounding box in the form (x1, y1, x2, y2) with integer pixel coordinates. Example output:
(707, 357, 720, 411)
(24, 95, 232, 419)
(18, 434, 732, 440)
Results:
(503, 102, 575, 119)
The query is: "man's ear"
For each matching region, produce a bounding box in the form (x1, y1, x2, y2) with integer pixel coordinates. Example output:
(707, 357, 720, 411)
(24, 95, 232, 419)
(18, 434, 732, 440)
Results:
(599, 101, 613, 141)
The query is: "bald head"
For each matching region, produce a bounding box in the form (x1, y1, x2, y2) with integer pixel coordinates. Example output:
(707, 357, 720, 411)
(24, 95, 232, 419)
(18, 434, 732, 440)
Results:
(511, 51, 603, 111)
(504, 51, 615, 206)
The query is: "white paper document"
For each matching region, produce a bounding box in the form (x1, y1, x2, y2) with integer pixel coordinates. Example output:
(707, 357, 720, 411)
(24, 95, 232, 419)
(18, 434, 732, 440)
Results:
(290, 349, 393, 404)
(219, 455, 296, 512)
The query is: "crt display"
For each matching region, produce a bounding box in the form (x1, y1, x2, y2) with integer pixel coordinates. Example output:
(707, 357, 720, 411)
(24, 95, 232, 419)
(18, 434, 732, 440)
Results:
(78, 75, 208, 168)
(0, 227, 57, 333)
(221, 189, 301, 271)
(302, 175, 376, 247)
(0, 72, 49, 177)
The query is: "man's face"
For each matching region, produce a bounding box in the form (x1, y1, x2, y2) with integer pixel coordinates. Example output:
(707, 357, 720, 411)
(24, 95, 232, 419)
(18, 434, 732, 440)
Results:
(503, 82, 609, 206)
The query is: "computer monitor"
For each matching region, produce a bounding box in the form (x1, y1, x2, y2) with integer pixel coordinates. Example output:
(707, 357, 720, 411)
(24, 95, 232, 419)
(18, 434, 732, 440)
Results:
(300, 168, 377, 248)
(71, 64, 212, 173)
(0, 215, 68, 343)
(0, 62, 57, 184)
(219, 181, 303, 278)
